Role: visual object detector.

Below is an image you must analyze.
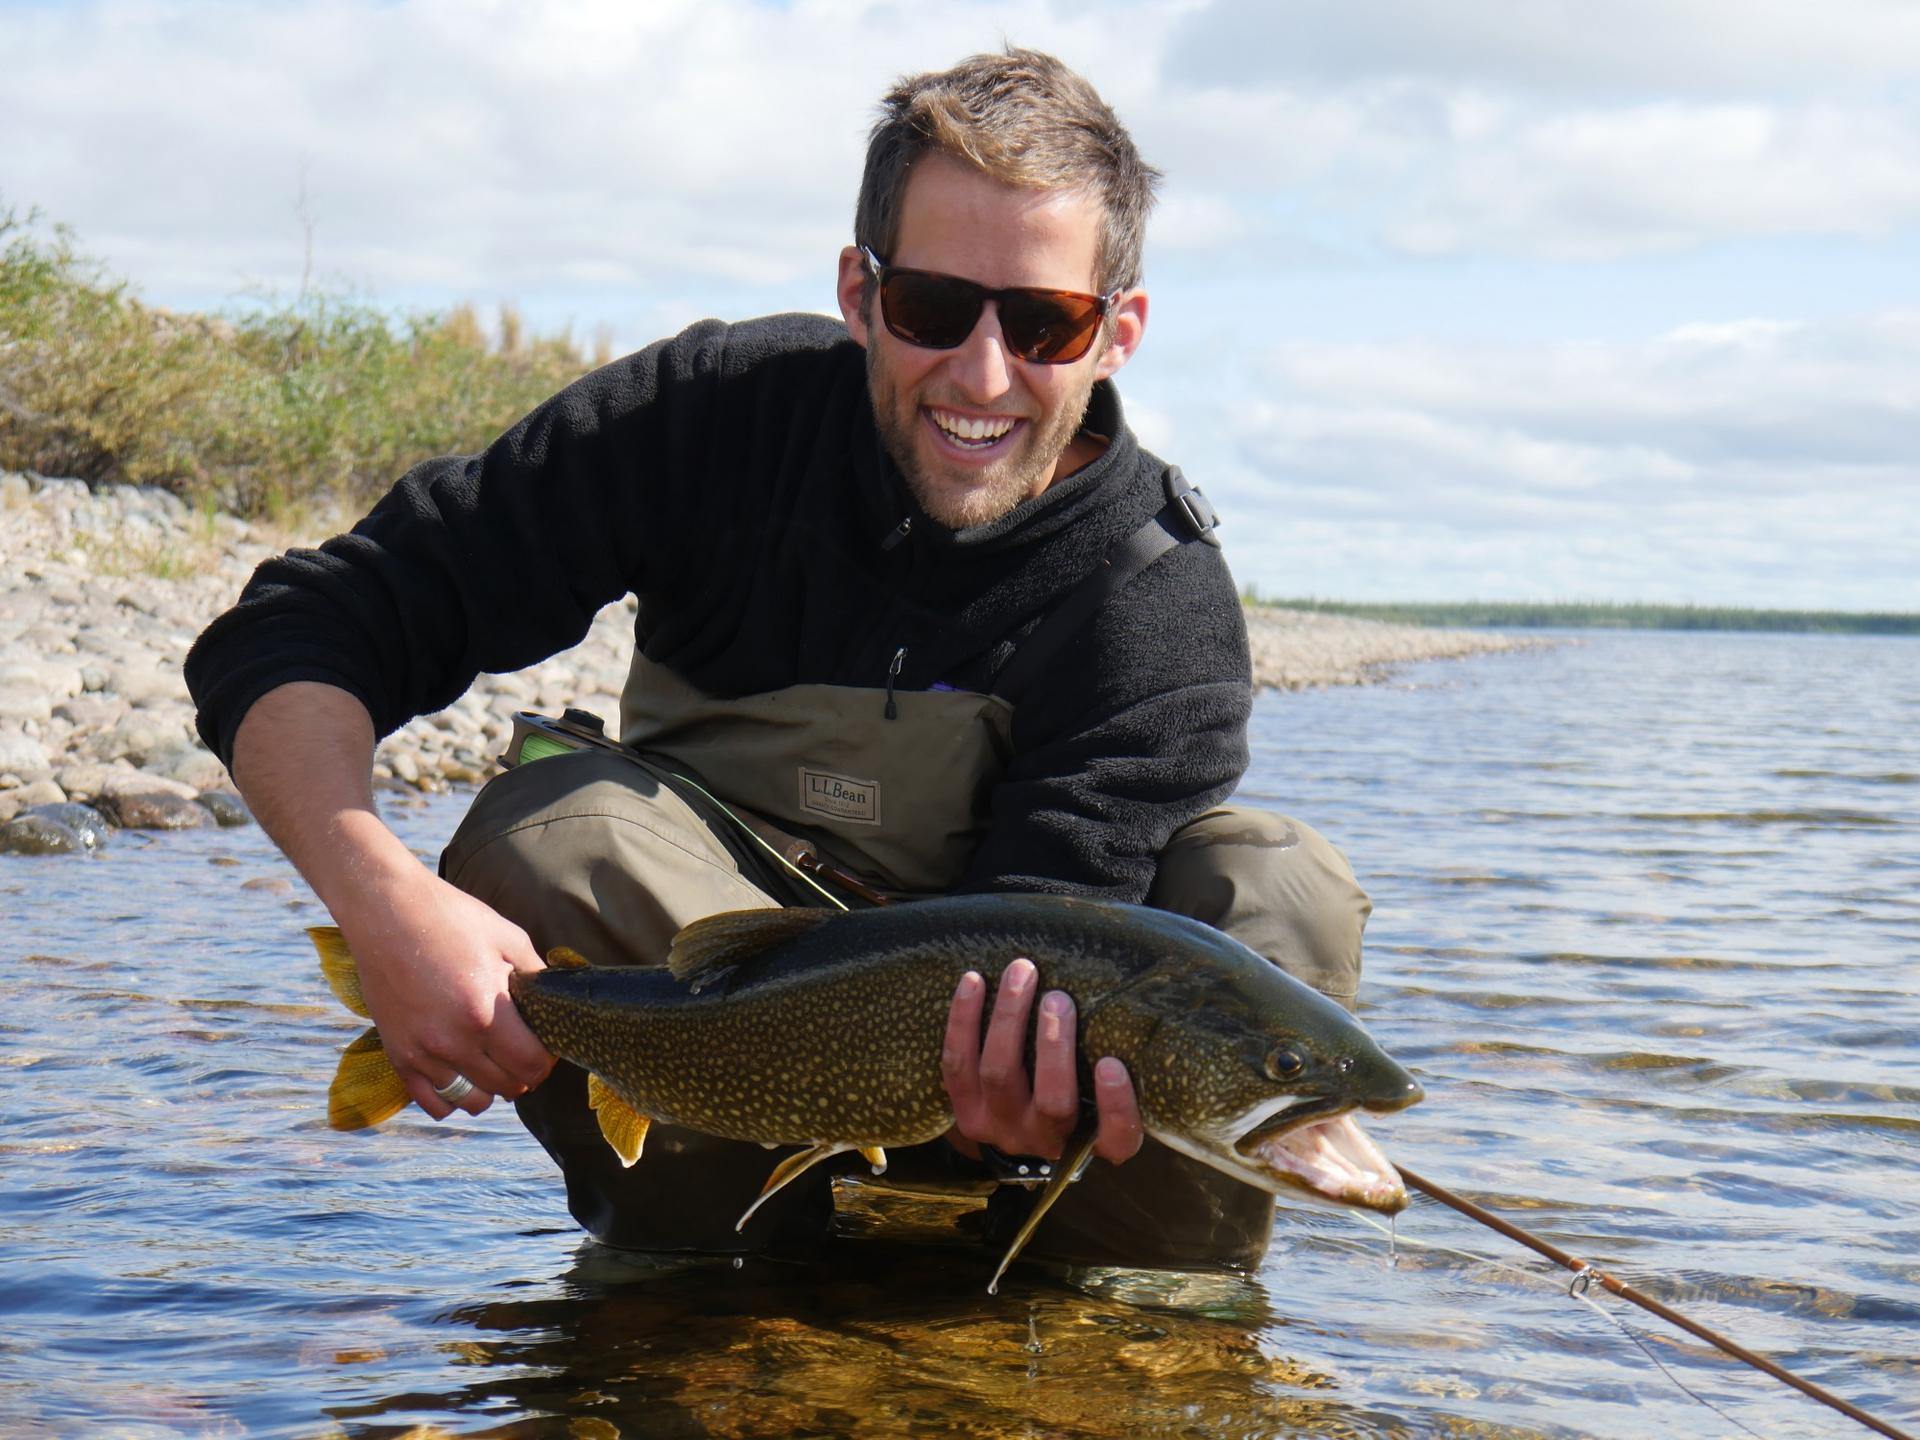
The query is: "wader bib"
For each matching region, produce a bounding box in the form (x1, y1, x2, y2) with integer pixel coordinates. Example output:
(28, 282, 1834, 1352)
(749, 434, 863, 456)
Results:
(441, 470, 1372, 1270)
(617, 653, 1013, 899)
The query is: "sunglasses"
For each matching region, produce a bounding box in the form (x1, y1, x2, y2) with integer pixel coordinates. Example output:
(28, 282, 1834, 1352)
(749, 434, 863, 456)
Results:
(861, 246, 1117, 364)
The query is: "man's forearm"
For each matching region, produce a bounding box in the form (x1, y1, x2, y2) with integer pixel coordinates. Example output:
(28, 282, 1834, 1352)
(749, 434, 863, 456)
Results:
(228, 680, 553, 1116)
(229, 681, 424, 912)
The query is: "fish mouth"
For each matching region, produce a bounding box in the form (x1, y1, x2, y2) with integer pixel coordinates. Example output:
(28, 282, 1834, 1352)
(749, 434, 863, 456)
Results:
(1232, 1098, 1410, 1214)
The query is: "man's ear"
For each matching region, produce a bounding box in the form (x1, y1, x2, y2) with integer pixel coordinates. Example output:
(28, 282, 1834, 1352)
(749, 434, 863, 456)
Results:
(836, 246, 873, 347)
(1093, 288, 1148, 382)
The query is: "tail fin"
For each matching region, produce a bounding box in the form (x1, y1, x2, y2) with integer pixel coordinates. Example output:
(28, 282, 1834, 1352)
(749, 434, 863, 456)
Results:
(306, 927, 408, 1130)
(330, 1028, 410, 1130)
(308, 925, 371, 1018)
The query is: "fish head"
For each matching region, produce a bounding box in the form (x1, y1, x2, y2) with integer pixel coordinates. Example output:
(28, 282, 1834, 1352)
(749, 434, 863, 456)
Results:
(1112, 938, 1423, 1214)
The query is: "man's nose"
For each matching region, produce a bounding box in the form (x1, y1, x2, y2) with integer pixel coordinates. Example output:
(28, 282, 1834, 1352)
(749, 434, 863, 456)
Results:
(944, 302, 1014, 403)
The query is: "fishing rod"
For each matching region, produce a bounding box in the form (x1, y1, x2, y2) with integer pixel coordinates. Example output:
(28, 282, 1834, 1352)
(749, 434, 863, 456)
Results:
(1397, 1164, 1914, 1440)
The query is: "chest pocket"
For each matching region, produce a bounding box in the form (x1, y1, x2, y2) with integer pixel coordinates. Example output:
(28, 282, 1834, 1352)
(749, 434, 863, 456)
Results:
(621, 652, 1013, 896)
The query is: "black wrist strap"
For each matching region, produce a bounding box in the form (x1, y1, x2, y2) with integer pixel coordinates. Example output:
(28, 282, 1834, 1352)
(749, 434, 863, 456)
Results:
(978, 1143, 1058, 1185)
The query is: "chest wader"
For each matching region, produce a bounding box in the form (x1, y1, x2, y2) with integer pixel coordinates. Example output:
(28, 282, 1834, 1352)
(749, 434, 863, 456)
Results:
(446, 469, 1369, 1270)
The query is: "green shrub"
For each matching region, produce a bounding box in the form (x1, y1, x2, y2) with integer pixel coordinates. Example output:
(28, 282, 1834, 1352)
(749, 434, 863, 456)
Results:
(0, 206, 597, 519)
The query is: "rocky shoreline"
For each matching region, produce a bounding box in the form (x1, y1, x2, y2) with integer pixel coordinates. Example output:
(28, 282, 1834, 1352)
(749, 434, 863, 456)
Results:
(0, 473, 1531, 854)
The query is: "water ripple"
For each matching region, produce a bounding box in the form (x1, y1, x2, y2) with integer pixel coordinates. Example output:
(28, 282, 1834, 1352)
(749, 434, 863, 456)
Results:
(2, 631, 1916, 1438)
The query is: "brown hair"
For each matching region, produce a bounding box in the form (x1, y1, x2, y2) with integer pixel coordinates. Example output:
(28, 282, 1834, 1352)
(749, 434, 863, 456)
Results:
(855, 47, 1161, 296)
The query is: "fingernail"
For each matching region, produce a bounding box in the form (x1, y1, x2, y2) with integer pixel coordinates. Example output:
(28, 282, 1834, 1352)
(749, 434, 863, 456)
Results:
(1004, 961, 1033, 994)
(1041, 991, 1070, 1018)
(1096, 1057, 1128, 1085)
(955, 971, 982, 1000)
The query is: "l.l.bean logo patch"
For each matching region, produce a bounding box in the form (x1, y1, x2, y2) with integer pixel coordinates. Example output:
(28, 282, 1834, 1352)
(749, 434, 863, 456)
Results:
(798, 767, 882, 826)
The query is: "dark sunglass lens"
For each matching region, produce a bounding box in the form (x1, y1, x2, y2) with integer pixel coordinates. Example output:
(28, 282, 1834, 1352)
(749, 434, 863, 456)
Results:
(1001, 291, 1103, 363)
(881, 270, 981, 349)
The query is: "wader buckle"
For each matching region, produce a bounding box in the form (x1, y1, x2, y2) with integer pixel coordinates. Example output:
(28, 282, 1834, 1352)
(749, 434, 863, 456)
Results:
(1167, 466, 1221, 547)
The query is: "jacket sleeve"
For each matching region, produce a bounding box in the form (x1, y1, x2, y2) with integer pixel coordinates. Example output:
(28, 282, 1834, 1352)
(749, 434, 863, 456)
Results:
(185, 321, 735, 765)
(956, 541, 1253, 904)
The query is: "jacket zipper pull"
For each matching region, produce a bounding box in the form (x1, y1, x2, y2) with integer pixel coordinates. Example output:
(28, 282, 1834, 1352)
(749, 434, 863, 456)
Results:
(881, 517, 912, 551)
(884, 646, 906, 720)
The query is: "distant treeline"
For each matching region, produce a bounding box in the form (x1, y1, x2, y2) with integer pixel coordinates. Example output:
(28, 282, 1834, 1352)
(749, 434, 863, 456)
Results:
(1260, 598, 1920, 636)
(0, 205, 599, 521)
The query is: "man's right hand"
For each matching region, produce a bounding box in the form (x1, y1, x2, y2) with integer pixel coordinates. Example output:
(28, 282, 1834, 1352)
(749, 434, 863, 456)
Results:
(230, 681, 555, 1121)
(339, 869, 553, 1120)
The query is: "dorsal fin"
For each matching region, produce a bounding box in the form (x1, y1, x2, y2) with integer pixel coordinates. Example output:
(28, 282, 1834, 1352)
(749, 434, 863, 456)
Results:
(544, 945, 591, 970)
(667, 907, 834, 991)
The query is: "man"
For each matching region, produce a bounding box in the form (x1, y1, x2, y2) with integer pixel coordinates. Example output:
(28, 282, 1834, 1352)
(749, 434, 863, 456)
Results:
(186, 48, 1372, 1270)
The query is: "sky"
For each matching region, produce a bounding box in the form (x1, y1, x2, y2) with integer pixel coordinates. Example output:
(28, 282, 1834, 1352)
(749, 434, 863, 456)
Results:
(4, 0, 1917, 609)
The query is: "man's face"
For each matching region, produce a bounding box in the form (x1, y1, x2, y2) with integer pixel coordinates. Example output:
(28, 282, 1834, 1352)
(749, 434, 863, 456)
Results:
(837, 153, 1147, 529)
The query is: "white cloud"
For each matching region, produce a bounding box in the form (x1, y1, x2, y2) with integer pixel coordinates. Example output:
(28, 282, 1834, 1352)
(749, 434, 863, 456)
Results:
(0, 0, 1191, 340)
(1163, 0, 1920, 100)
(1133, 0, 1920, 261)
(1204, 312, 1920, 608)
(5, 0, 1919, 607)
(1385, 102, 1920, 259)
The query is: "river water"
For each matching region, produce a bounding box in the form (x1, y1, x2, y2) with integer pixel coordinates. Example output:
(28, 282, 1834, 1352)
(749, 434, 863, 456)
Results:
(3, 630, 1916, 1439)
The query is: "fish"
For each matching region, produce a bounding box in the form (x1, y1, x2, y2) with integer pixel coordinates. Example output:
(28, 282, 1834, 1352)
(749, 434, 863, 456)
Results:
(310, 893, 1424, 1290)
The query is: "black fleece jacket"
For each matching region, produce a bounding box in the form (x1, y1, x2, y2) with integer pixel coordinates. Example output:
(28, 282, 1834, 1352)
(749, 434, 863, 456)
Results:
(185, 313, 1252, 902)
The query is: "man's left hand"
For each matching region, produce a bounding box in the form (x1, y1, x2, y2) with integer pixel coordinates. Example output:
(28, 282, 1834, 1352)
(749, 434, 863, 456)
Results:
(941, 957, 1144, 1167)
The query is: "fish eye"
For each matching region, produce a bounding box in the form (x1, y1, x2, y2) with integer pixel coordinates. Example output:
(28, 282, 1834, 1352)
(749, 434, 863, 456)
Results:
(1265, 1046, 1305, 1080)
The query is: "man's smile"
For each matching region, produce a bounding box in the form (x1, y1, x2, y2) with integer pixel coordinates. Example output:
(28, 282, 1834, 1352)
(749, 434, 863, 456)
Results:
(925, 405, 1023, 454)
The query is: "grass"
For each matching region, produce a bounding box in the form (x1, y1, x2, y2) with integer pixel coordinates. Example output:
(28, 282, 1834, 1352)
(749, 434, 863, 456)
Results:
(1252, 596, 1920, 636)
(0, 205, 600, 521)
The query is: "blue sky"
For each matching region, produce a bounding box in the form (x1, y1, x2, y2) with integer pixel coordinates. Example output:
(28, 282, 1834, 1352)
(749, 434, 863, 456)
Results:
(4, 0, 1917, 609)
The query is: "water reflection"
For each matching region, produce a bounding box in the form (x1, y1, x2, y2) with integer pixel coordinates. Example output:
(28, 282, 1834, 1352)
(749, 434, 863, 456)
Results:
(340, 1231, 1525, 1440)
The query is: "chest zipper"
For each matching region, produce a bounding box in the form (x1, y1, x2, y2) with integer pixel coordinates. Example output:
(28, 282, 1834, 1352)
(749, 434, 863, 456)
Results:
(881, 517, 912, 551)
(884, 646, 906, 720)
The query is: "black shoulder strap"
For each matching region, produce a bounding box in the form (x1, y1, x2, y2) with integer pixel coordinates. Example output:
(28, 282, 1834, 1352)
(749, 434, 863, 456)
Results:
(989, 467, 1221, 706)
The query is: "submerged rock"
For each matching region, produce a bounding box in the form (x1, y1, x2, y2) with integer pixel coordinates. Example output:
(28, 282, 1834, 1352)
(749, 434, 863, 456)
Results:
(196, 790, 252, 827)
(25, 802, 113, 851)
(1, 814, 85, 855)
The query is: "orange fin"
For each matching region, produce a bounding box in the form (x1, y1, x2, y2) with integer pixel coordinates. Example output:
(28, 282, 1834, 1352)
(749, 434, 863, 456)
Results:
(545, 945, 591, 971)
(587, 1073, 652, 1167)
(329, 1027, 409, 1130)
(308, 925, 370, 1019)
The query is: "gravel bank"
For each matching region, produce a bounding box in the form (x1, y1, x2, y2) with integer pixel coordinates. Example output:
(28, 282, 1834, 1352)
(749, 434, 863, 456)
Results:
(0, 473, 1529, 848)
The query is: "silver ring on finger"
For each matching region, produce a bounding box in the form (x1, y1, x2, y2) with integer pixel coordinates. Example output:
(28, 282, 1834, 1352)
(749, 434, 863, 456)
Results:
(433, 1074, 477, 1104)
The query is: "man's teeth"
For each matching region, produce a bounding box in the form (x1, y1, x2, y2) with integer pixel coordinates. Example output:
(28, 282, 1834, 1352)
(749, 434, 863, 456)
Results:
(932, 410, 1016, 445)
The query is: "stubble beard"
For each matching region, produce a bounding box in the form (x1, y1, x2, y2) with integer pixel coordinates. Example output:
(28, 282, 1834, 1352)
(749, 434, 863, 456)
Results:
(866, 342, 1097, 531)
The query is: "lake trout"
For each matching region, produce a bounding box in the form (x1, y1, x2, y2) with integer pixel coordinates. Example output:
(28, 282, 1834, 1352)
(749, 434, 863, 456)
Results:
(311, 893, 1423, 1290)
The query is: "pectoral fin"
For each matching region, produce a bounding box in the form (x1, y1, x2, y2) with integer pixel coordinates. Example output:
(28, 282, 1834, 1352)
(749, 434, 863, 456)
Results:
(734, 1143, 855, 1232)
(860, 1146, 888, 1175)
(586, 1073, 652, 1167)
(987, 1127, 1100, 1295)
(329, 1027, 409, 1130)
